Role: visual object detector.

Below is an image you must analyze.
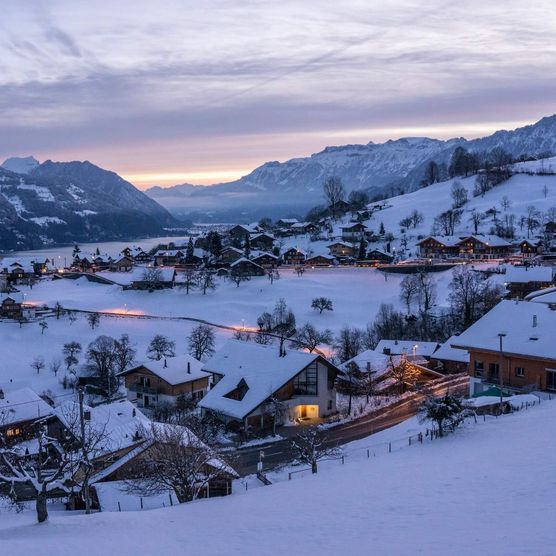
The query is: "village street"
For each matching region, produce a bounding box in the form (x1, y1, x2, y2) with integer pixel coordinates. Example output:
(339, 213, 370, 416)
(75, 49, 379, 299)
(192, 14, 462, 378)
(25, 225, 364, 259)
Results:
(234, 375, 469, 476)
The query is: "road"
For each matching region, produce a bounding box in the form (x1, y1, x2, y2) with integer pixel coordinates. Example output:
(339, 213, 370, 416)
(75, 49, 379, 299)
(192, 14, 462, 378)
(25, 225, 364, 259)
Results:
(232, 375, 469, 476)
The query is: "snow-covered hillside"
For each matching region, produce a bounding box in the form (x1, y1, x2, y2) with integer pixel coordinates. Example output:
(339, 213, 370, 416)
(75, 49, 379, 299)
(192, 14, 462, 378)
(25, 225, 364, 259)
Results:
(1, 392, 553, 555)
(357, 157, 556, 254)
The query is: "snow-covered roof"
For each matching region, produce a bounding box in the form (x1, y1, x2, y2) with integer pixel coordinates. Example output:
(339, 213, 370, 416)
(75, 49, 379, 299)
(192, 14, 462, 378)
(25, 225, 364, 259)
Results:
(431, 336, 470, 363)
(0, 292, 24, 304)
(154, 249, 183, 257)
(374, 339, 439, 358)
(199, 340, 324, 419)
(460, 235, 512, 247)
(306, 254, 335, 261)
(252, 251, 279, 260)
(290, 222, 314, 229)
(55, 399, 150, 455)
(340, 350, 392, 380)
(0, 387, 54, 426)
(230, 258, 264, 269)
(328, 241, 354, 248)
(451, 300, 556, 360)
(416, 236, 460, 247)
(121, 354, 209, 385)
(504, 265, 554, 284)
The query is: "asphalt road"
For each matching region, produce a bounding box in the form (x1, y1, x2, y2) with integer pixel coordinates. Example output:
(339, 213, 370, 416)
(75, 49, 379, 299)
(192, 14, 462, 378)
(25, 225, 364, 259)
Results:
(233, 375, 469, 476)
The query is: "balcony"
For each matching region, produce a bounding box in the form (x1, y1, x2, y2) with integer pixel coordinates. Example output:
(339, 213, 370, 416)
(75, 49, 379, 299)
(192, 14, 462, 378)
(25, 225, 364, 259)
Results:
(129, 383, 159, 396)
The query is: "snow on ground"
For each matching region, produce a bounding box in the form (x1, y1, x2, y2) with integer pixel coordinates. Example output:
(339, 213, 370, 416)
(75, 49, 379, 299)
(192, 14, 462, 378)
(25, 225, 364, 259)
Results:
(1, 396, 554, 555)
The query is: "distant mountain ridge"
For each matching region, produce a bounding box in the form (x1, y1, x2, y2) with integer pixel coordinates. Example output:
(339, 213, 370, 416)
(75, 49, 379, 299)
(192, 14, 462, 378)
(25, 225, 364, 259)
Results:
(146, 115, 556, 219)
(0, 159, 178, 251)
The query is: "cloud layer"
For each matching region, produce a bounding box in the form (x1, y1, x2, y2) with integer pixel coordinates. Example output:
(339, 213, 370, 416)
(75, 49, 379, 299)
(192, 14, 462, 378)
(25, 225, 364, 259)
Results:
(1, 0, 555, 187)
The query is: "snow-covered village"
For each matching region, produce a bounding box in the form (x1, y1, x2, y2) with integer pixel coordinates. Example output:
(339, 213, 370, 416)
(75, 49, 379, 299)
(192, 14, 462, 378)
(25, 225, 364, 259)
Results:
(1, 2, 556, 555)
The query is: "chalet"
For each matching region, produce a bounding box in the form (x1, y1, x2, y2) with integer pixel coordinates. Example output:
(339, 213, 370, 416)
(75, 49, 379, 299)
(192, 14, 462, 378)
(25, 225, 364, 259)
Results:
(290, 222, 318, 235)
(0, 259, 36, 284)
(199, 341, 340, 434)
(374, 339, 439, 361)
(119, 355, 210, 409)
(219, 246, 243, 265)
(341, 222, 367, 242)
(251, 252, 279, 268)
(130, 267, 176, 290)
(230, 258, 265, 277)
(451, 300, 556, 395)
(228, 224, 260, 244)
(416, 236, 460, 259)
(519, 239, 542, 256)
(0, 293, 24, 319)
(154, 249, 184, 266)
(367, 249, 394, 264)
(456, 235, 512, 260)
(282, 248, 306, 266)
(0, 387, 55, 443)
(250, 233, 275, 251)
(504, 266, 554, 299)
(72, 255, 95, 272)
(429, 335, 469, 374)
(329, 199, 351, 216)
(305, 254, 336, 267)
(109, 256, 134, 272)
(328, 242, 355, 258)
(276, 218, 299, 229)
(121, 247, 151, 263)
(91, 254, 113, 271)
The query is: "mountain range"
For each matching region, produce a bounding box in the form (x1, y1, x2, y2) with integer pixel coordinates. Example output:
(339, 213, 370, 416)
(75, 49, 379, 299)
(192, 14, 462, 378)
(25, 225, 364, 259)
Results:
(0, 159, 178, 251)
(146, 115, 556, 220)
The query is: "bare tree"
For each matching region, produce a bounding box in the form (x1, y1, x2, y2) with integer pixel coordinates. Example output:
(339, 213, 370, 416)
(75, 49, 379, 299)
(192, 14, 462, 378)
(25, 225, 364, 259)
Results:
(180, 269, 198, 294)
(49, 358, 62, 377)
(31, 356, 45, 374)
(323, 176, 346, 216)
(263, 395, 288, 436)
(525, 205, 541, 238)
(267, 268, 280, 285)
(86, 336, 119, 397)
(291, 426, 340, 474)
(389, 357, 421, 394)
(433, 209, 462, 236)
(142, 267, 164, 291)
(63, 341, 82, 371)
(415, 271, 437, 313)
(229, 270, 248, 288)
(199, 269, 217, 295)
(39, 320, 48, 335)
(295, 323, 333, 353)
(87, 313, 100, 330)
(0, 422, 72, 523)
(147, 335, 176, 362)
(469, 209, 484, 235)
(400, 274, 419, 314)
(124, 424, 234, 503)
(271, 298, 296, 357)
(338, 361, 362, 415)
(311, 297, 333, 314)
(334, 326, 363, 363)
(114, 333, 136, 374)
(187, 324, 215, 361)
(68, 312, 78, 325)
(451, 180, 468, 208)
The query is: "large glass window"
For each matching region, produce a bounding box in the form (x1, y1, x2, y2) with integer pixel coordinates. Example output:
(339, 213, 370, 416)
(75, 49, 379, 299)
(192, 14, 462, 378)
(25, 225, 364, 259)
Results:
(293, 364, 318, 396)
(547, 370, 556, 391)
(489, 362, 499, 378)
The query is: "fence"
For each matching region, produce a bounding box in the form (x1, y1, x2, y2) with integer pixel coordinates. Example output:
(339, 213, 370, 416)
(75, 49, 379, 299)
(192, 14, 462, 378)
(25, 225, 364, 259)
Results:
(285, 398, 544, 482)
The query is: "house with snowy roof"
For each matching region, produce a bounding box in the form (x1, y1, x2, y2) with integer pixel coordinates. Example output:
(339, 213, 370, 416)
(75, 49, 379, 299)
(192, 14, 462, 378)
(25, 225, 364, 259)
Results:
(251, 252, 279, 268)
(451, 300, 556, 395)
(198, 340, 340, 434)
(341, 222, 368, 242)
(0, 387, 55, 443)
(429, 335, 470, 374)
(282, 247, 306, 266)
(118, 355, 210, 410)
(328, 241, 355, 258)
(374, 339, 440, 360)
(230, 258, 265, 277)
(504, 265, 554, 299)
(456, 235, 512, 260)
(250, 232, 275, 251)
(416, 236, 461, 259)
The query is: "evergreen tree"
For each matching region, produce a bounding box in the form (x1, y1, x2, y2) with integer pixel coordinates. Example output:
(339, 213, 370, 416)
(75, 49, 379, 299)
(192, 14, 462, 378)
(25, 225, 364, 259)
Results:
(357, 237, 367, 260)
(379, 222, 385, 235)
(186, 237, 195, 262)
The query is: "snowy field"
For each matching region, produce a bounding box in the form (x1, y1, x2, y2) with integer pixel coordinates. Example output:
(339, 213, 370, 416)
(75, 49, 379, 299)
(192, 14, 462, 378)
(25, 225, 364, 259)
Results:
(1, 394, 554, 555)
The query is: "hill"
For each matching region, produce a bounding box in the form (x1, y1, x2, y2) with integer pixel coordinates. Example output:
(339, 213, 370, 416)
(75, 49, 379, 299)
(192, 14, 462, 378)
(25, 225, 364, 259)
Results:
(0, 160, 178, 250)
(1, 396, 553, 555)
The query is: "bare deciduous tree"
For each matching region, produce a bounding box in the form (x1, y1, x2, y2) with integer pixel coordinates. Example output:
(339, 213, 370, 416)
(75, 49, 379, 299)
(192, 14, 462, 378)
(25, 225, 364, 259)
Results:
(188, 324, 215, 361)
(291, 426, 340, 474)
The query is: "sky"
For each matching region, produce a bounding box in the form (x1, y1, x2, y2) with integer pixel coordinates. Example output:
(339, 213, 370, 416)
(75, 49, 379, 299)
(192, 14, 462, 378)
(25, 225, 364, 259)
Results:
(1, 0, 555, 189)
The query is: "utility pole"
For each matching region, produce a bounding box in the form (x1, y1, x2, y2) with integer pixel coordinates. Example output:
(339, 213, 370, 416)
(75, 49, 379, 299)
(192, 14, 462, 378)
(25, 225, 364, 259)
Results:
(78, 388, 91, 514)
(498, 333, 507, 415)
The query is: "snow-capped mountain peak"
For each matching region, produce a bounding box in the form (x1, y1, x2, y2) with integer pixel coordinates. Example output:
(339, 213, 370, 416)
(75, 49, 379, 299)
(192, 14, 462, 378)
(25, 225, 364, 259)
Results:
(1, 156, 40, 175)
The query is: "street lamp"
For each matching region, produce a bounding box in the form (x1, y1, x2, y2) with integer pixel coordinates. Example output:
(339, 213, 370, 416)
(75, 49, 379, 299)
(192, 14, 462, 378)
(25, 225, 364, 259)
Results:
(498, 332, 507, 414)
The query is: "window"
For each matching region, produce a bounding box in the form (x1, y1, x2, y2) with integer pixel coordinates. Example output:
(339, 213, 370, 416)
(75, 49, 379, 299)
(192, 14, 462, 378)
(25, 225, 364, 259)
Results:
(547, 370, 556, 391)
(515, 366, 525, 377)
(474, 360, 484, 377)
(489, 362, 499, 378)
(327, 400, 333, 410)
(293, 363, 318, 396)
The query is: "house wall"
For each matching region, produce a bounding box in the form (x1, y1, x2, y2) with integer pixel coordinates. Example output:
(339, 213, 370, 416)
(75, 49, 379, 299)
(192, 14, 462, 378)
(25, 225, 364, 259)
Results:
(469, 349, 556, 391)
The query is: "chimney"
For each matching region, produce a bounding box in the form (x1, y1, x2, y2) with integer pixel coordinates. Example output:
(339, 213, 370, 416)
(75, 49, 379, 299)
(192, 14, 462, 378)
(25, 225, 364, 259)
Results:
(366, 361, 371, 373)
(533, 314, 538, 327)
(187, 361, 191, 374)
(0, 389, 4, 400)
(83, 410, 91, 421)
(164, 358, 167, 368)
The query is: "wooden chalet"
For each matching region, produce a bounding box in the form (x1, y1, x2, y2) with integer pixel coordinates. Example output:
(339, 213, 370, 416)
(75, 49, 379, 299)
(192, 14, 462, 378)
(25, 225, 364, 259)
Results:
(457, 235, 512, 260)
(416, 236, 460, 259)
(219, 246, 244, 265)
(154, 250, 185, 266)
(328, 242, 355, 258)
(119, 355, 210, 409)
(230, 258, 265, 277)
(251, 252, 279, 268)
(367, 249, 394, 264)
(250, 233, 275, 251)
(282, 248, 306, 266)
(341, 222, 367, 241)
(305, 254, 336, 267)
